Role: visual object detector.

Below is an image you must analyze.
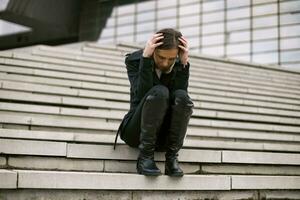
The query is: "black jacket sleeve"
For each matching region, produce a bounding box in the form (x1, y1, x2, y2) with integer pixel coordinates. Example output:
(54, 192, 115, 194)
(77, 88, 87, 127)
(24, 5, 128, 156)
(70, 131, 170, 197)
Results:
(125, 50, 154, 104)
(174, 62, 190, 92)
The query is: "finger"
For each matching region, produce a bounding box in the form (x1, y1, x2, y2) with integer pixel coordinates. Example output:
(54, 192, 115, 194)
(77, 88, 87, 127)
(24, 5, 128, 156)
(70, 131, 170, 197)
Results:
(178, 45, 187, 51)
(153, 36, 164, 41)
(179, 36, 188, 44)
(154, 42, 163, 47)
(152, 33, 163, 38)
(178, 38, 188, 47)
(180, 36, 187, 41)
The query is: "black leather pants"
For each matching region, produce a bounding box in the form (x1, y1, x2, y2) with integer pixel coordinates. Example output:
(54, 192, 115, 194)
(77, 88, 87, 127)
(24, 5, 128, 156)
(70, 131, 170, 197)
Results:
(121, 85, 193, 152)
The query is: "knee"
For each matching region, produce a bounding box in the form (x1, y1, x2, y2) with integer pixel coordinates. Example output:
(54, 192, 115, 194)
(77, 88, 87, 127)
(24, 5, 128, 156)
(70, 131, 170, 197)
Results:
(144, 85, 169, 112)
(173, 90, 194, 108)
(147, 85, 169, 100)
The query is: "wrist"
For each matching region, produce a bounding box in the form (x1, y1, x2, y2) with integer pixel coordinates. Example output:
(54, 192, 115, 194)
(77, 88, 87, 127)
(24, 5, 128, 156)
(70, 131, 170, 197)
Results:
(143, 50, 152, 58)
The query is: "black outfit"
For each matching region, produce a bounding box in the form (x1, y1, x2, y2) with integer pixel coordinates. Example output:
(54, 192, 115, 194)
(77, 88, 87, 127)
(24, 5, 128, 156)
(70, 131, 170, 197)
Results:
(116, 49, 193, 176)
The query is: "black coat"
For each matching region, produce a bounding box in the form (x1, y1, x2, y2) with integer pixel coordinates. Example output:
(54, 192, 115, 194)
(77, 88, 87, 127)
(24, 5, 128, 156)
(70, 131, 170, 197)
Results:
(115, 49, 190, 147)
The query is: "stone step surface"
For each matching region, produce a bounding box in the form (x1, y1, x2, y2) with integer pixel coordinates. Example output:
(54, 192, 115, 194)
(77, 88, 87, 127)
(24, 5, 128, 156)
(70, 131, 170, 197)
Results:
(0, 169, 297, 190)
(2, 63, 300, 103)
(4, 155, 300, 175)
(2, 54, 298, 98)
(1, 126, 300, 145)
(0, 138, 67, 156)
(31, 49, 299, 87)
(0, 169, 17, 189)
(1, 89, 300, 112)
(231, 176, 300, 190)
(1, 110, 300, 137)
(1, 42, 300, 196)
(31, 45, 300, 83)
(2, 137, 299, 165)
(16, 170, 231, 190)
(3, 46, 300, 86)
(2, 48, 300, 94)
(201, 164, 300, 175)
(1, 101, 300, 126)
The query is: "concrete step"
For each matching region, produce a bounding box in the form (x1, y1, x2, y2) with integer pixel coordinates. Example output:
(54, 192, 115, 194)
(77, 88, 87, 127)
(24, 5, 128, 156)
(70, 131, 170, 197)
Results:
(0, 156, 5, 166)
(0, 138, 66, 156)
(3, 155, 300, 175)
(16, 170, 232, 190)
(2, 135, 300, 164)
(190, 58, 300, 83)
(67, 143, 300, 165)
(1, 89, 300, 114)
(1, 169, 297, 190)
(231, 175, 300, 190)
(2, 65, 300, 103)
(5, 47, 300, 88)
(1, 80, 130, 101)
(197, 101, 300, 117)
(2, 51, 300, 101)
(1, 109, 300, 134)
(0, 57, 126, 79)
(0, 169, 17, 188)
(187, 128, 300, 143)
(2, 50, 299, 92)
(189, 69, 300, 93)
(4, 62, 300, 101)
(4, 155, 200, 174)
(30, 50, 300, 90)
(190, 117, 300, 133)
(1, 102, 300, 126)
(201, 164, 300, 175)
(6, 155, 106, 172)
(1, 54, 297, 101)
(189, 75, 300, 97)
(0, 111, 118, 130)
(0, 53, 124, 74)
(2, 79, 300, 110)
(2, 125, 300, 144)
(193, 62, 300, 88)
(0, 189, 271, 200)
(2, 53, 299, 99)
(88, 42, 300, 80)
(31, 48, 125, 65)
(82, 46, 128, 56)
(67, 143, 222, 163)
(30, 48, 124, 66)
(0, 63, 128, 85)
(184, 137, 300, 152)
(1, 127, 300, 152)
(222, 150, 300, 165)
(82, 44, 300, 83)
(36, 45, 125, 62)
(86, 42, 139, 53)
(12, 51, 124, 70)
(2, 43, 300, 195)
(190, 88, 300, 105)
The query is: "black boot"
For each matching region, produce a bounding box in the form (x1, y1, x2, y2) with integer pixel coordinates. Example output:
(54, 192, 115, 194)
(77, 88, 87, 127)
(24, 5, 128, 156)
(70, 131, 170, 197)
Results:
(165, 90, 193, 177)
(137, 86, 169, 176)
(165, 153, 184, 176)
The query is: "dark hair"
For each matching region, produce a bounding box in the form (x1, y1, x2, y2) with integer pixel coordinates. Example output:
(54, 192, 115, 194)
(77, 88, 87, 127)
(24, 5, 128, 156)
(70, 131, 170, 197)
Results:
(155, 28, 182, 50)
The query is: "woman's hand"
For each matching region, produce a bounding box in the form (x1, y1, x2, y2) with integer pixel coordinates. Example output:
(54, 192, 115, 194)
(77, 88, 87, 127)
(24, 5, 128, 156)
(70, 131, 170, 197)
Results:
(143, 33, 164, 58)
(178, 37, 189, 66)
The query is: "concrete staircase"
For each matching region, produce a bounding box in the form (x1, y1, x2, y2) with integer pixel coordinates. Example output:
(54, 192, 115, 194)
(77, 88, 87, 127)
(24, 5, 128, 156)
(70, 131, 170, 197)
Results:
(0, 42, 300, 200)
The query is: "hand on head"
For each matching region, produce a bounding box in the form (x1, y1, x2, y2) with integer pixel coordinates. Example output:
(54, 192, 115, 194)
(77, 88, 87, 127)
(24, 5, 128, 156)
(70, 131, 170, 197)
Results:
(143, 33, 164, 58)
(178, 36, 189, 66)
(143, 31, 189, 67)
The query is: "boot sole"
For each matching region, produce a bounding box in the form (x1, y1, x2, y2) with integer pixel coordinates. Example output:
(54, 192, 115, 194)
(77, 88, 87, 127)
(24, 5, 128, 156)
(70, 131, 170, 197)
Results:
(165, 171, 184, 177)
(138, 170, 162, 176)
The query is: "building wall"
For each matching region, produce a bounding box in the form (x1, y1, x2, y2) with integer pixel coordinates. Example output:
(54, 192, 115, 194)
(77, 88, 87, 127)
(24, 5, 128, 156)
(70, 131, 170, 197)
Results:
(97, 0, 300, 70)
